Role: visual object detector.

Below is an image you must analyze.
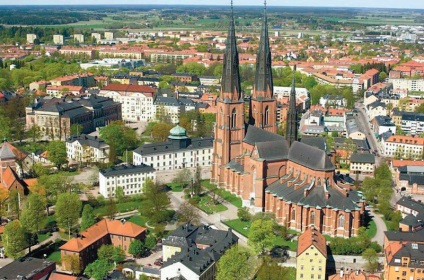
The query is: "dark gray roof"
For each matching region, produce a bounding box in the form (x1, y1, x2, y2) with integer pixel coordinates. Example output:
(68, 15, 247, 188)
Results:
(402, 112, 424, 122)
(397, 197, 424, 214)
(300, 136, 327, 152)
(100, 164, 155, 177)
(374, 115, 395, 127)
(266, 177, 362, 211)
(0, 143, 16, 159)
(256, 140, 289, 161)
(226, 160, 244, 173)
(334, 137, 370, 151)
(367, 101, 386, 109)
(133, 137, 213, 156)
(0, 258, 55, 279)
(388, 243, 424, 268)
(350, 153, 375, 164)
(154, 96, 181, 106)
(399, 174, 424, 185)
(385, 228, 424, 243)
(400, 214, 424, 228)
(288, 141, 334, 171)
(66, 134, 109, 149)
(243, 125, 286, 145)
(162, 224, 238, 277)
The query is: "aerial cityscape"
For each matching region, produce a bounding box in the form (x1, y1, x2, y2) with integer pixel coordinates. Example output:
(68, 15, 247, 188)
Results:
(0, 1, 423, 280)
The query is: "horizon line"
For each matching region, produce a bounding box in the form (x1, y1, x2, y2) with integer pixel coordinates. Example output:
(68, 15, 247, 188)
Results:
(0, 4, 423, 9)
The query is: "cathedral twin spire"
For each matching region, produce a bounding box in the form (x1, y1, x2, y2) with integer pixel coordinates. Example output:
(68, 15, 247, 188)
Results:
(220, 1, 298, 143)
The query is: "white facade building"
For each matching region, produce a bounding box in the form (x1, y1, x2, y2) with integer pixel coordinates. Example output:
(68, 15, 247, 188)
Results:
(99, 84, 155, 122)
(133, 125, 213, 183)
(401, 112, 424, 136)
(99, 164, 156, 198)
(73, 34, 84, 43)
(366, 101, 387, 121)
(53, 35, 64, 45)
(27, 34, 37, 44)
(319, 95, 347, 108)
(382, 135, 424, 159)
(390, 78, 424, 92)
(153, 96, 196, 124)
(91, 33, 102, 41)
(66, 134, 110, 164)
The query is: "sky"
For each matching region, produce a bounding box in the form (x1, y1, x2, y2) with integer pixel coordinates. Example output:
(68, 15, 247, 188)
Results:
(0, 0, 423, 9)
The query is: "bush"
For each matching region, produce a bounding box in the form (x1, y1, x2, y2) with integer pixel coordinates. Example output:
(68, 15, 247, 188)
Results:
(237, 207, 251, 222)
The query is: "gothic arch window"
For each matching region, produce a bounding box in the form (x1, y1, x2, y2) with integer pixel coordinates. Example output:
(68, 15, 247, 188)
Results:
(252, 167, 257, 195)
(264, 106, 269, 125)
(338, 214, 345, 228)
(220, 108, 223, 124)
(310, 211, 315, 225)
(231, 108, 237, 129)
(291, 208, 296, 221)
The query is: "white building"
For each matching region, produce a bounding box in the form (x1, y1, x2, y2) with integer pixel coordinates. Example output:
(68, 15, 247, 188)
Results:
(319, 95, 347, 108)
(27, 34, 37, 44)
(53, 35, 64, 45)
(366, 101, 387, 121)
(66, 134, 110, 164)
(350, 153, 375, 177)
(153, 96, 196, 124)
(390, 78, 424, 92)
(99, 164, 156, 198)
(401, 112, 424, 136)
(73, 34, 84, 43)
(304, 110, 322, 126)
(104, 32, 114, 40)
(91, 33, 102, 41)
(133, 125, 213, 183)
(274, 86, 311, 110)
(99, 84, 155, 122)
(382, 135, 424, 159)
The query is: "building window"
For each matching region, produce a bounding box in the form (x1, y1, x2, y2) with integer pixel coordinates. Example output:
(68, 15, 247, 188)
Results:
(231, 108, 237, 129)
(264, 106, 269, 125)
(310, 211, 315, 225)
(338, 214, 345, 228)
(291, 208, 296, 221)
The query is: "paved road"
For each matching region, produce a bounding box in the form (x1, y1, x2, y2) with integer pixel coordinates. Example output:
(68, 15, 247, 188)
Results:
(168, 191, 247, 246)
(368, 208, 387, 246)
(354, 101, 383, 166)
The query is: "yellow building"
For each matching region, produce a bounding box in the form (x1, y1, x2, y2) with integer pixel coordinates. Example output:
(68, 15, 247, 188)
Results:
(296, 227, 327, 280)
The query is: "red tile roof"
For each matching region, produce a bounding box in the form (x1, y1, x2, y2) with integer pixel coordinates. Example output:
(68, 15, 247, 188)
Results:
(60, 219, 146, 253)
(297, 227, 327, 258)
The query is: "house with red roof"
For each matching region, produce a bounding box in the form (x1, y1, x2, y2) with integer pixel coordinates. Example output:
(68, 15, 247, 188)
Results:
(60, 219, 147, 271)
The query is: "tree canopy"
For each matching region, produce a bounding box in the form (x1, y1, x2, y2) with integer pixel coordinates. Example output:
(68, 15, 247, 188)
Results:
(100, 121, 140, 156)
(139, 179, 171, 224)
(46, 140, 67, 169)
(55, 192, 82, 239)
(248, 219, 276, 254)
(216, 245, 253, 280)
(3, 220, 27, 259)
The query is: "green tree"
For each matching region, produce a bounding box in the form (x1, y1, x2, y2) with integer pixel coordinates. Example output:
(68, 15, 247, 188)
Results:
(177, 201, 200, 225)
(98, 244, 125, 264)
(176, 62, 206, 75)
(256, 256, 295, 280)
(128, 239, 145, 257)
(416, 103, 424, 113)
(105, 197, 117, 219)
(70, 123, 83, 136)
(100, 121, 140, 155)
(144, 235, 157, 250)
(248, 219, 276, 254)
(237, 207, 251, 222)
(55, 192, 82, 239)
(216, 245, 253, 280)
(84, 259, 113, 280)
(362, 248, 379, 273)
(3, 220, 27, 259)
(27, 124, 42, 143)
(151, 121, 173, 142)
(46, 140, 67, 169)
(173, 168, 192, 187)
(20, 193, 46, 234)
(115, 186, 125, 203)
(139, 179, 171, 224)
(80, 204, 96, 231)
(378, 72, 387, 82)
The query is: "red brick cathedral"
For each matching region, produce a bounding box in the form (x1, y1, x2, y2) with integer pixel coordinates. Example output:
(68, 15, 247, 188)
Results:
(211, 5, 365, 238)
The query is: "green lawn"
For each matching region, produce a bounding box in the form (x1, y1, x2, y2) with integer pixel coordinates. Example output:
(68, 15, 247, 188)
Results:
(47, 251, 62, 262)
(168, 183, 184, 192)
(365, 220, 377, 239)
(93, 201, 140, 216)
(192, 195, 228, 214)
(37, 233, 51, 243)
(201, 181, 242, 208)
(128, 215, 147, 227)
(223, 219, 298, 252)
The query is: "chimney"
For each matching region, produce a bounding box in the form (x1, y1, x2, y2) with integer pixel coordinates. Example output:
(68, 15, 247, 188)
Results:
(340, 268, 344, 278)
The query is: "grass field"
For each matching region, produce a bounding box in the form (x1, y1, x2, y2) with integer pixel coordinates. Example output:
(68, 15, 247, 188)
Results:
(168, 183, 184, 192)
(201, 181, 242, 208)
(47, 251, 61, 262)
(128, 215, 148, 227)
(37, 233, 51, 243)
(194, 195, 228, 214)
(365, 220, 377, 239)
(223, 219, 298, 252)
(93, 201, 140, 216)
